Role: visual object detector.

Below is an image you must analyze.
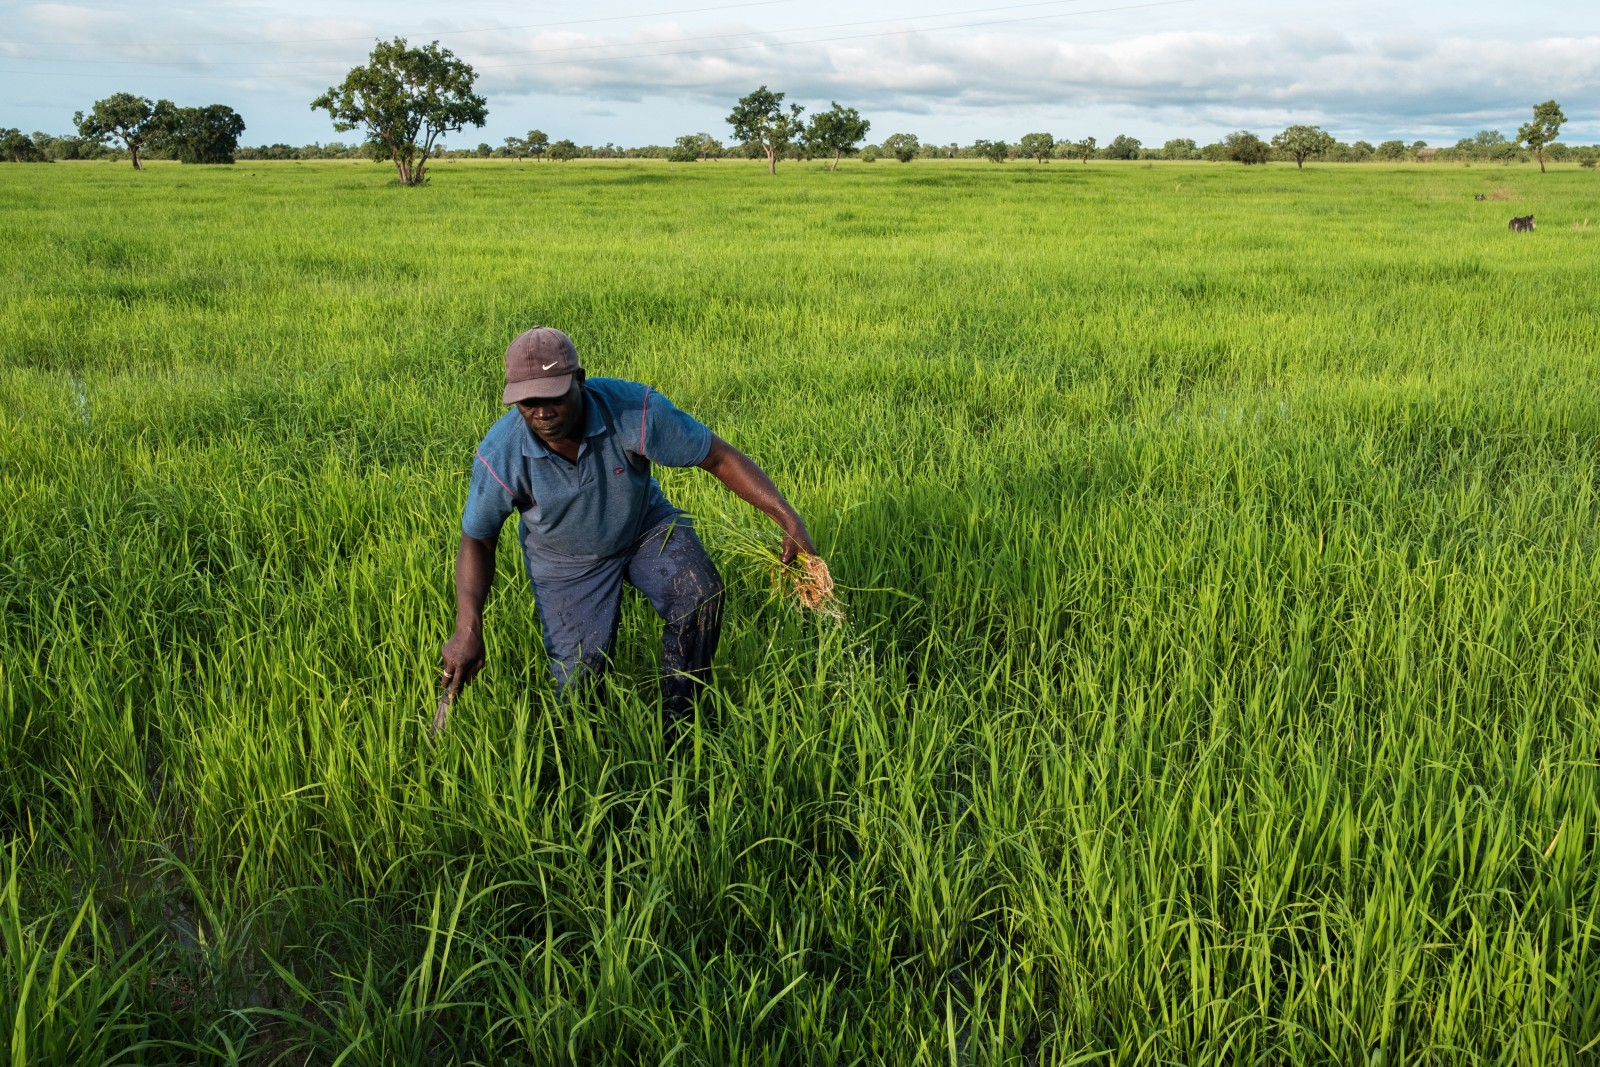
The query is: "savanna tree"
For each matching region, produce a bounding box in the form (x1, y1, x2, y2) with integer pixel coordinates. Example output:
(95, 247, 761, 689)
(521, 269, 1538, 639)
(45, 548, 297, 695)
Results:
(74, 93, 175, 169)
(526, 130, 549, 161)
(1071, 136, 1096, 163)
(971, 139, 1008, 163)
(27, 131, 106, 160)
(801, 102, 870, 171)
(694, 133, 723, 160)
(1103, 134, 1142, 160)
(1161, 138, 1198, 160)
(547, 139, 579, 162)
(668, 134, 702, 162)
(160, 104, 246, 164)
(1518, 100, 1566, 173)
(1017, 132, 1054, 162)
(668, 132, 722, 161)
(882, 132, 920, 163)
(1454, 129, 1518, 162)
(727, 86, 804, 175)
(1271, 124, 1335, 168)
(0, 128, 49, 162)
(311, 38, 487, 186)
(1225, 130, 1271, 165)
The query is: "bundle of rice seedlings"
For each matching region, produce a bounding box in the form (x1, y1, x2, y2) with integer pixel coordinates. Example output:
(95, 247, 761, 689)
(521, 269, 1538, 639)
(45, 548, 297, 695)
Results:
(777, 553, 844, 619)
(699, 514, 845, 619)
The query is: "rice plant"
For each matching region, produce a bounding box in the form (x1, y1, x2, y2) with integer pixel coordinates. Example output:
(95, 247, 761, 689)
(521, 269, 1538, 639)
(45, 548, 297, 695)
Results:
(1, 158, 1597, 1064)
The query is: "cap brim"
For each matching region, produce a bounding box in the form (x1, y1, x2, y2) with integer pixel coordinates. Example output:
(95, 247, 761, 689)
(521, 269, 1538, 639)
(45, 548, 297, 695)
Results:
(503, 374, 573, 404)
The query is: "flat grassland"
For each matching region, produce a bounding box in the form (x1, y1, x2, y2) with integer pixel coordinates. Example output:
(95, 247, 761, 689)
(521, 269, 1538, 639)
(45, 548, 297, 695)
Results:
(2, 159, 1598, 1065)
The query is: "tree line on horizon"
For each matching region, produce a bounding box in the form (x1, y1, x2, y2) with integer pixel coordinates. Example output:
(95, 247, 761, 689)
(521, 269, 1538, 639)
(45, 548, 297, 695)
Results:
(11, 122, 1595, 170)
(2, 38, 1588, 177)
(2, 92, 247, 167)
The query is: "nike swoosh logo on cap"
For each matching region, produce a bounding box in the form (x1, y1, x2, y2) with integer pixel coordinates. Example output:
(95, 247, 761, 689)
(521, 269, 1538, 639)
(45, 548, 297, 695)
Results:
(541, 361, 560, 370)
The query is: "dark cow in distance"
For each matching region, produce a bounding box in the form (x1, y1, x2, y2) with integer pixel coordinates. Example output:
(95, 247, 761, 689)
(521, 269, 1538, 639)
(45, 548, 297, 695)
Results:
(1508, 215, 1536, 232)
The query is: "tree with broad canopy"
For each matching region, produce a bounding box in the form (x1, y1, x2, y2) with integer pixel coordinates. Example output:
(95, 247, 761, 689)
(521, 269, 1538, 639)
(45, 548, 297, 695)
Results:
(727, 86, 804, 176)
(311, 38, 487, 186)
(1017, 132, 1055, 162)
(1103, 134, 1142, 160)
(882, 133, 920, 163)
(693, 133, 723, 160)
(1271, 125, 1336, 168)
(801, 103, 870, 171)
(74, 93, 176, 169)
(668, 132, 724, 162)
(971, 139, 1008, 163)
(1225, 130, 1272, 165)
(668, 134, 702, 162)
(159, 104, 246, 164)
(1, 129, 50, 163)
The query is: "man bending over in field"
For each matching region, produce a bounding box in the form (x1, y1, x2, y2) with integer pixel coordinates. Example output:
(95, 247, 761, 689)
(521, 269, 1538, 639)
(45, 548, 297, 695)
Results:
(439, 326, 816, 730)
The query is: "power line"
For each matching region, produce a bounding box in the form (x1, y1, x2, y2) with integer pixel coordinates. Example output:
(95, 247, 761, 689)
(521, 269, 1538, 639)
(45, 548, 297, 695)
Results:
(0, 0, 1142, 68)
(438, 0, 1137, 61)
(0, 0, 810, 48)
(0, 0, 1197, 81)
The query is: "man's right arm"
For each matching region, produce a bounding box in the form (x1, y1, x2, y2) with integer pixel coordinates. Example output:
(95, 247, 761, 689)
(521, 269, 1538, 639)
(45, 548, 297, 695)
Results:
(441, 531, 496, 694)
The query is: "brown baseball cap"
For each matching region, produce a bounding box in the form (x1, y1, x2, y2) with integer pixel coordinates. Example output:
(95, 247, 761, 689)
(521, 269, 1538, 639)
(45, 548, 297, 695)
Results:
(502, 327, 579, 404)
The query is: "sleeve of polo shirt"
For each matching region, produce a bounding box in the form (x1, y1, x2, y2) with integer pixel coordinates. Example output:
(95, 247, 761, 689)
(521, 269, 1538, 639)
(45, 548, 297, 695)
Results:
(461, 446, 517, 541)
(639, 388, 713, 467)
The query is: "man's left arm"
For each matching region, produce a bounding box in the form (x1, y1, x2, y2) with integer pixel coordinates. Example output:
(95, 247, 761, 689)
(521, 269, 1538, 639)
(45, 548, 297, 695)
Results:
(697, 435, 817, 564)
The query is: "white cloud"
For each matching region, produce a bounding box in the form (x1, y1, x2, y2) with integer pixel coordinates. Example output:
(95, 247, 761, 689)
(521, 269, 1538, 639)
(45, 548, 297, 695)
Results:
(449, 24, 1599, 135)
(3, 2, 1597, 142)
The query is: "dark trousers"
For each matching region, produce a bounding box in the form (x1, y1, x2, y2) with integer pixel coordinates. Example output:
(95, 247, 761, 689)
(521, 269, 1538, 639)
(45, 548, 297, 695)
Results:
(531, 518, 724, 715)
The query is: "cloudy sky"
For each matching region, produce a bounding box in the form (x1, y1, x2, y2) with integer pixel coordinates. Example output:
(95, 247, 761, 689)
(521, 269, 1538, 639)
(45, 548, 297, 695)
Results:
(2, 0, 1595, 148)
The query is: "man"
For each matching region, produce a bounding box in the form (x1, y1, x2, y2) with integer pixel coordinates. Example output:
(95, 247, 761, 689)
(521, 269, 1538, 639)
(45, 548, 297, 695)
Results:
(439, 326, 816, 727)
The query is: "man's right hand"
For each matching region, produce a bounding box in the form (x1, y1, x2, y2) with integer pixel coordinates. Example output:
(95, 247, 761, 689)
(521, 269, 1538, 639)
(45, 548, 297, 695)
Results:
(443, 532, 497, 696)
(440, 625, 486, 695)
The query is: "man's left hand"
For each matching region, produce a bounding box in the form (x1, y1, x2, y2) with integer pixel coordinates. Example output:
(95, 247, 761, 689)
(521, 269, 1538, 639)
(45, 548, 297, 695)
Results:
(780, 523, 818, 565)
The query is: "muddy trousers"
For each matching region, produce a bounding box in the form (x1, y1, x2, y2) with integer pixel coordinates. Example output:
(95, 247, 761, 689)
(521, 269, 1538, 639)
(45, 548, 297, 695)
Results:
(530, 518, 724, 719)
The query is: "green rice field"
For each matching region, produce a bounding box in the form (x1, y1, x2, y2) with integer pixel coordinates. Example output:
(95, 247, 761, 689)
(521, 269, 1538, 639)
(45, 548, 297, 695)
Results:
(2, 158, 1598, 1064)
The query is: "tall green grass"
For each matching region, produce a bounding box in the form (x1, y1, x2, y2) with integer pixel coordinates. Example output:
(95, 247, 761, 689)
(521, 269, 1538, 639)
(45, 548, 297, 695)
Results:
(2, 158, 1598, 1064)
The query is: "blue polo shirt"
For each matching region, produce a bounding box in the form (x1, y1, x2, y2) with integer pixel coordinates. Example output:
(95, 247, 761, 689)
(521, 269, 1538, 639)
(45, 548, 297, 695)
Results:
(461, 378, 714, 581)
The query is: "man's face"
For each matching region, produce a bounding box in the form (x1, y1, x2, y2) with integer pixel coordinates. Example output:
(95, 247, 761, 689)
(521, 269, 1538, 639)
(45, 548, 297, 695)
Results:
(515, 373, 585, 443)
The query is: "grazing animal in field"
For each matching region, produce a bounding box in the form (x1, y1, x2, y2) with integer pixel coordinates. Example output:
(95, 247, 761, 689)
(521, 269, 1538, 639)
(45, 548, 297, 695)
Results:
(1474, 193, 1487, 200)
(1508, 215, 1536, 232)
